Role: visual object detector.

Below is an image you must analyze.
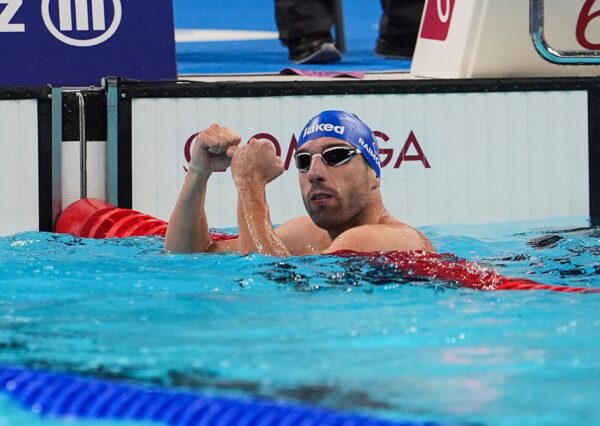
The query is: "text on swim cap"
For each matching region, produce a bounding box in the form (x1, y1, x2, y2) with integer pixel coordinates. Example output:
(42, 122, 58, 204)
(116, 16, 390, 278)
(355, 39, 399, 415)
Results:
(303, 123, 345, 137)
(357, 137, 381, 165)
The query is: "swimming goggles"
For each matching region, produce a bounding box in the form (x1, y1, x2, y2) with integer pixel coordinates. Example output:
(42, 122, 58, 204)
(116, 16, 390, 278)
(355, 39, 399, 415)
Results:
(294, 146, 361, 172)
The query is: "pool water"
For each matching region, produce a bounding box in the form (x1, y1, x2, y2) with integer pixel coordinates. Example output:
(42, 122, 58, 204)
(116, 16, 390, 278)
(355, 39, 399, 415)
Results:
(1, 218, 599, 426)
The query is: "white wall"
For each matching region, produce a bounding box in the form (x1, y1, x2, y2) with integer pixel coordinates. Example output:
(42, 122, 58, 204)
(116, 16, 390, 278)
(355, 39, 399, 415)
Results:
(131, 91, 589, 228)
(0, 100, 39, 236)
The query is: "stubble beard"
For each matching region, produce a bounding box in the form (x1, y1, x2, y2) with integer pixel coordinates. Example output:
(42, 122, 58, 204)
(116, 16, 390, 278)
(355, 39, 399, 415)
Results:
(303, 185, 370, 232)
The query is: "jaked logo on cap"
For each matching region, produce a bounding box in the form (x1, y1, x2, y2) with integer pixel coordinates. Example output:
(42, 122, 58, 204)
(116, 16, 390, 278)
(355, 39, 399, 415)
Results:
(297, 110, 381, 177)
(303, 123, 346, 137)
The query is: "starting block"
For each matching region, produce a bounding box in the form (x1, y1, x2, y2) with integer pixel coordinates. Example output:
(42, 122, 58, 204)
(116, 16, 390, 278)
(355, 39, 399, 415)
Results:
(412, 0, 600, 77)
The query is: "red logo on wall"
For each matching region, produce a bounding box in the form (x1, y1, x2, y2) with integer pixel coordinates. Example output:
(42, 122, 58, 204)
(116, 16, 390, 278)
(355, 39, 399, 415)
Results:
(420, 0, 456, 41)
(183, 131, 431, 172)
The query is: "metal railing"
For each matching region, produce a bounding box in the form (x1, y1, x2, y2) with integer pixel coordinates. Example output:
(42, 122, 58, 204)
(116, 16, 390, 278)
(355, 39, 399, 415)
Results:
(76, 92, 88, 198)
(530, 0, 600, 64)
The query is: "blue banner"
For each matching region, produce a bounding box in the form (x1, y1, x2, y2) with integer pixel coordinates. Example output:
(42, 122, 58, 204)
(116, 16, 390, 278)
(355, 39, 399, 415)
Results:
(0, 0, 177, 86)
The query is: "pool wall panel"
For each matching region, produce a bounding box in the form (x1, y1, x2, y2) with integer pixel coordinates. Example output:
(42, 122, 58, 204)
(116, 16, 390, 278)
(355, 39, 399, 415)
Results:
(588, 89, 600, 223)
(130, 91, 589, 228)
(0, 100, 40, 236)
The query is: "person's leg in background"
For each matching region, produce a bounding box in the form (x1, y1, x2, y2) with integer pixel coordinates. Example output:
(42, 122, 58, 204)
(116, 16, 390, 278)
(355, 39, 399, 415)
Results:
(275, 0, 342, 64)
(376, 0, 426, 59)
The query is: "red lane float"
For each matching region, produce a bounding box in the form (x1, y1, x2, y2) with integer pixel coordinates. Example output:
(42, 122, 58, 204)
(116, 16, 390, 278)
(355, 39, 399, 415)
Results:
(55, 199, 598, 293)
(55, 198, 235, 241)
(330, 250, 600, 294)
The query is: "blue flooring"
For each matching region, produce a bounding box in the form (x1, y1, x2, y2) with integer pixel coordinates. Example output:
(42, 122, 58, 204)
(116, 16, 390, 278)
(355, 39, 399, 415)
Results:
(174, 0, 411, 75)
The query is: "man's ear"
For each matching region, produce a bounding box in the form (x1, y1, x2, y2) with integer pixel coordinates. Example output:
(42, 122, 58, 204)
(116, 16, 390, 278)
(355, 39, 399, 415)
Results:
(361, 157, 380, 189)
(370, 171, 380, 190)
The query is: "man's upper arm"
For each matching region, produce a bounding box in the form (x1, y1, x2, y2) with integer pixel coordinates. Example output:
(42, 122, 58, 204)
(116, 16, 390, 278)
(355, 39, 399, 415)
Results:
(207, 219, 301, 254)
(275, 217, 331, 255)
(206, 217, 325, 255)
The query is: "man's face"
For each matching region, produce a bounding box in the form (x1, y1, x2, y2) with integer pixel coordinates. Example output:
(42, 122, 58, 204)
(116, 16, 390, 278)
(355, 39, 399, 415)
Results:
(297, 137, 377, 231)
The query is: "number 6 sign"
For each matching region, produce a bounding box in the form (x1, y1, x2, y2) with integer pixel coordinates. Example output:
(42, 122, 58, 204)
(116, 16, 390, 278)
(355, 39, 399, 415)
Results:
(577, 0, 600, 50)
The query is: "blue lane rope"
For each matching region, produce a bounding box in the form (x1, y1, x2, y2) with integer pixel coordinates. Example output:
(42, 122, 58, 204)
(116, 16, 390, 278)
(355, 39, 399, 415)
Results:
(0, 365, 443, 426)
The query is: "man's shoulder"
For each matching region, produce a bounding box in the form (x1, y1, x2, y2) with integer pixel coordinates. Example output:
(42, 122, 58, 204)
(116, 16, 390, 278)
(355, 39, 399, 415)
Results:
(327, 222, 435, 253)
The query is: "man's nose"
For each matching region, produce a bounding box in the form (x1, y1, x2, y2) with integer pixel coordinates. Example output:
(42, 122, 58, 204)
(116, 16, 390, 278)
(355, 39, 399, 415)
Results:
(307, 154, 327, 182)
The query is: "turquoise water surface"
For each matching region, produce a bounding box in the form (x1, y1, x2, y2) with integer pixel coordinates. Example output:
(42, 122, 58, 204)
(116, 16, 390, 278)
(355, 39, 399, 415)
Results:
(1, 218, 599, 426)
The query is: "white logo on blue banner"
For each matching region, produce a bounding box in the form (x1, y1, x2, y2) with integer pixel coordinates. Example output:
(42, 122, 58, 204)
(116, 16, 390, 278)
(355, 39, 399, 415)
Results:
(41, 0, 122, 47)
(0, 0, 25, 32)
(0, 0, 176, 86)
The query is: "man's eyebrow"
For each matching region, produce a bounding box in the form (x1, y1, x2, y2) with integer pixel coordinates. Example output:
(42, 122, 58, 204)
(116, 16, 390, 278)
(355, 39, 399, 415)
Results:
(322, 143, 349, 149)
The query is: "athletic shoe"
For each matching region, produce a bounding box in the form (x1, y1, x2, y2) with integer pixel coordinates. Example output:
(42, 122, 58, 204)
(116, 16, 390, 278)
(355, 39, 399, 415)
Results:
(288, 32, 342, 64)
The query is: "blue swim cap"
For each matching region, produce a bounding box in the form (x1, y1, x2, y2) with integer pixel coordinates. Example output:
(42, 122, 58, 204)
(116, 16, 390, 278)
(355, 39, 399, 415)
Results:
(297, 110, 381, 178)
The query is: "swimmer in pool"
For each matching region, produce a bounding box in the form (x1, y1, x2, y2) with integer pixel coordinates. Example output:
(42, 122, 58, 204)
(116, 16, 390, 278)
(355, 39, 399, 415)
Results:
(165, 110, 435, 255)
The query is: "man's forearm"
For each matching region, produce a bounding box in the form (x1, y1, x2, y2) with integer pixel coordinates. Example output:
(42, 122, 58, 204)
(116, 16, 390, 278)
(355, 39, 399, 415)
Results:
(165, 170, 213, 252)
(237, 185, 290, 257)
